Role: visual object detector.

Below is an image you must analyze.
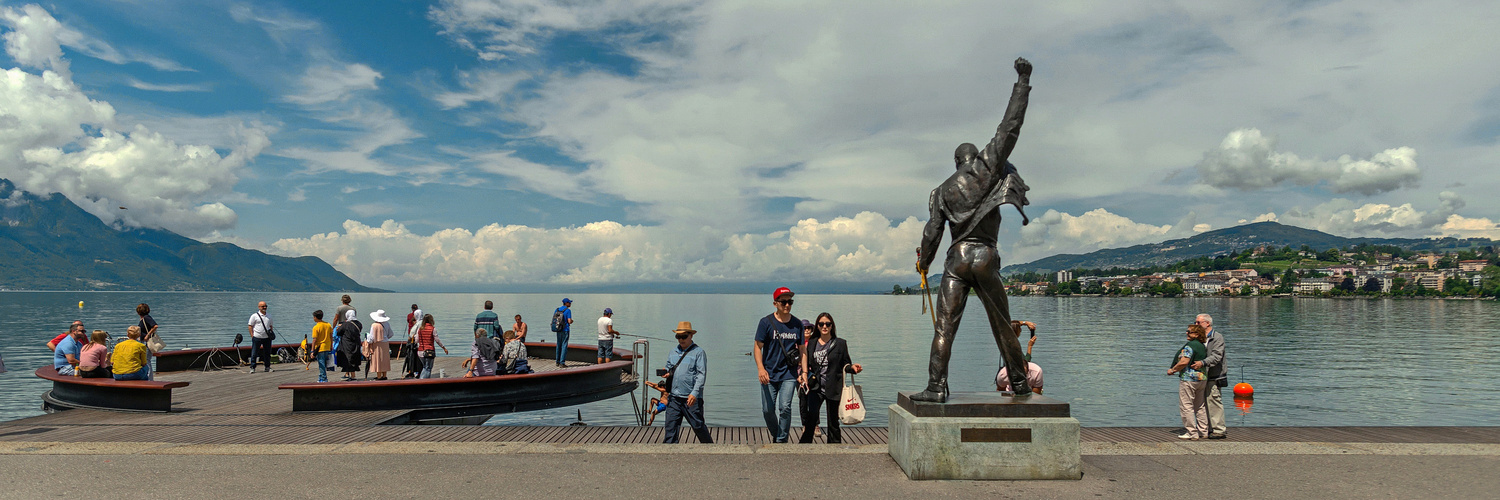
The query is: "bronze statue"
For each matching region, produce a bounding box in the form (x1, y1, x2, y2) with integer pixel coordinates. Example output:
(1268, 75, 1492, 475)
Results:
(912, 57, 1034, 403)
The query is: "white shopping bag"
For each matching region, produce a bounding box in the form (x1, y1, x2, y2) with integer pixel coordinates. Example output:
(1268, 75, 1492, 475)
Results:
(839, 366, 865, 425)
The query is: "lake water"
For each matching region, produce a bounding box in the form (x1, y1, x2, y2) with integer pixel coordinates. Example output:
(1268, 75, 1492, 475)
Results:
(1, 292, 1496, 428)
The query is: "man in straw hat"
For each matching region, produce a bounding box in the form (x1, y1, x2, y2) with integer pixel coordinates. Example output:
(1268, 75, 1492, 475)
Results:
(661, 321, 711, 444)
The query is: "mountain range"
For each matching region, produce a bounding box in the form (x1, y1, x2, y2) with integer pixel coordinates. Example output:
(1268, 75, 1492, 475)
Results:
(0, 180, 382, 292)
(1001, 221, 1496, 275)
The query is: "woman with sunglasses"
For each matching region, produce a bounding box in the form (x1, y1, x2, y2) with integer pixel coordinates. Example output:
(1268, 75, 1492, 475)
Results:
(798, 313, 863, 444)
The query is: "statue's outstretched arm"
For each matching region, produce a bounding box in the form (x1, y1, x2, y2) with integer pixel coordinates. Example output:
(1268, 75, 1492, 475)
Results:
(981, 58, 1032, 168)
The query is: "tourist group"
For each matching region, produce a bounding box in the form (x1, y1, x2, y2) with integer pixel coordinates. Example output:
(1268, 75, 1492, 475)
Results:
(47, 304, 160, 381)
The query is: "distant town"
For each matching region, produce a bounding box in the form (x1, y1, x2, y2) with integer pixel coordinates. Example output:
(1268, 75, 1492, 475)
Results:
(895, 244, 1500, 298)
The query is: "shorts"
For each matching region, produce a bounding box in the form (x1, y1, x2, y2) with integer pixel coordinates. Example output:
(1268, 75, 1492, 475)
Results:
(597, 340, 614, 360)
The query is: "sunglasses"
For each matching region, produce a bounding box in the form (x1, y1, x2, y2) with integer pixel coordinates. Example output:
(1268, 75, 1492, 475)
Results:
(817, 322, 833, 328)
(777, 299, 794, 306)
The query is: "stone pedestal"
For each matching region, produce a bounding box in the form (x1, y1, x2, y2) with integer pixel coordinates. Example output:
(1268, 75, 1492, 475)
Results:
(887, 391, 1081, 480)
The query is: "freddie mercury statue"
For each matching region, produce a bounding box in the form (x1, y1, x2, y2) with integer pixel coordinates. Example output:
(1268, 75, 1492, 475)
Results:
(911, 57, 1034, 403)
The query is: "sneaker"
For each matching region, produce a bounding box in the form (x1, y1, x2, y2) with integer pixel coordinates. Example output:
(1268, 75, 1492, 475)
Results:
(248, 368, 256, 373)
(266, 367, 274, 372)
(1207, 434, 1227, 440)
(1177, 433, 1194, 440)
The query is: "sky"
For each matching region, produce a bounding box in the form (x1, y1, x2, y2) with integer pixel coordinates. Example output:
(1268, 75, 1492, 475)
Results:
(2, 0, 1499, 289)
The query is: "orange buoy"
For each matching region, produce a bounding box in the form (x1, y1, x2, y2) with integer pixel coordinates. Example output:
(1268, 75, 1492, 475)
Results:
(1233, 382, 1254, 398)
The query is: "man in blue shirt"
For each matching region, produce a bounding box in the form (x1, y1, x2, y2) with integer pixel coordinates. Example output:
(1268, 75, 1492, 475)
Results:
(754, 286, 806, 443)
(53, 327, 85, 376)
(475, 300, 500, 339)
(662, 321, 710, 444)
(552, 298, 574, 367)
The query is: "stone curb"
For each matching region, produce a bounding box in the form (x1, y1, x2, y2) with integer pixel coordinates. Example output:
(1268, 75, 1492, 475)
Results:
(1, 441, 1496, 456)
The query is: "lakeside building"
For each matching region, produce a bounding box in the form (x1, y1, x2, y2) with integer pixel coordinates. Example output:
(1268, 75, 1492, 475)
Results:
(1460, 260, 1488, 272)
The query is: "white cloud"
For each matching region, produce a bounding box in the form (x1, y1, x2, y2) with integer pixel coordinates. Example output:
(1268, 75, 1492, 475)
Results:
(271, 211, 922, 286)
(428, 0, 694, 61)
(126, 78, 211, 92)
(1010, 208, 1207, 264)
(1276, 191, 1493, 239)
(284, 63, 382, 105)
(1195, 128, 1421, 195)
(348, 202, 395, 217)
(0, 4, 190, 76)
(425, 1, 1500, 234)
(0, 6, 267, 236)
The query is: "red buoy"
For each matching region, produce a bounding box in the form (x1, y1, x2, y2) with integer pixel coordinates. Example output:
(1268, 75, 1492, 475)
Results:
(1233, 382, 1254, 398)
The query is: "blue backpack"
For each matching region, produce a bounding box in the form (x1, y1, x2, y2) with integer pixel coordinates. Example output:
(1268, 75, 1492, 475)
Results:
(551, 308, 567, 332)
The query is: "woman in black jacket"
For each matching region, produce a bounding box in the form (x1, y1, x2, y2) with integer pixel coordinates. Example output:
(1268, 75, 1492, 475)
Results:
(798, 312, 863, 443)
(335, 310, 364, 381)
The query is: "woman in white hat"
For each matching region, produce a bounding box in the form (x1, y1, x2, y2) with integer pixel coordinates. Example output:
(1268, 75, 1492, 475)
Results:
(365, 310, 393, 380)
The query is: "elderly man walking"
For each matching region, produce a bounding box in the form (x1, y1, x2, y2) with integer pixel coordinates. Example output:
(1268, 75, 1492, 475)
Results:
(1192, 313, 1229, 439)
(662, 321, 711, 444)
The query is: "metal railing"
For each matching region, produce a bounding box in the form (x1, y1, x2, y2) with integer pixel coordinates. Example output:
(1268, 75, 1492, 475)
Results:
(630, 339, 650, 426)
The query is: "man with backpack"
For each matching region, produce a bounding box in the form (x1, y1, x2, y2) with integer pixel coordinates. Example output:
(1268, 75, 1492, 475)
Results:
(551, 298, 574, 367)
(753, 287, 806, 443)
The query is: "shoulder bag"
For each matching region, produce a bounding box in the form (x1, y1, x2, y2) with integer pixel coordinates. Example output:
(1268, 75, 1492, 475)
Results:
(838, 364, 865, 425)
(142, 318, 166, 353)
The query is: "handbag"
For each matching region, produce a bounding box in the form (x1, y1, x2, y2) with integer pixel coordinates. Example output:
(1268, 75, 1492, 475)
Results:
(142, 318, 166, 353)
(838, 364, 865, 425)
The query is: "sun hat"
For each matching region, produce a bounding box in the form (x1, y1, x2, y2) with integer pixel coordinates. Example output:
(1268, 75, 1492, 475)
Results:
(671, 321, 697, 334)
(370, 310, 390, 323)
(773, 286, 794, 300)
(801, 319, 813, 329)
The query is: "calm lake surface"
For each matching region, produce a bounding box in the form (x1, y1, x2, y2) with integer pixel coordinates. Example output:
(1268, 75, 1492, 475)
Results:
(1, 292, 1496, 428)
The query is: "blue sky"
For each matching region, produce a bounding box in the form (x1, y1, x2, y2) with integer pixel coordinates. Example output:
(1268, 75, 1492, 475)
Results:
(2, 1, 1499, 288)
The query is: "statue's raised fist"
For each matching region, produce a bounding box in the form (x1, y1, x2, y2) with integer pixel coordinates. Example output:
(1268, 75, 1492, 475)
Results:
(1014, 57, 1032, 77)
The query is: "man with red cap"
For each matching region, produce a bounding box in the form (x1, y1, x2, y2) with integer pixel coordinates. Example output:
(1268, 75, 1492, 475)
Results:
(754, 286, 807, 443)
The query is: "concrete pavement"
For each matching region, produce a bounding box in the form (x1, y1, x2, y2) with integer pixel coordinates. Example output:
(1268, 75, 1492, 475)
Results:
(0, 441, 1496, 499)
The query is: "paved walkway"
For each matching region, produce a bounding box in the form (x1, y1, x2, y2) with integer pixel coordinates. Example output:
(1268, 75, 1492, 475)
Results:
(2, 449, 1495, 498)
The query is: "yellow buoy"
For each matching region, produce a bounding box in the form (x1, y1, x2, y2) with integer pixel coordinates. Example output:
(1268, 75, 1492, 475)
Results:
(78, 301, 84, 308)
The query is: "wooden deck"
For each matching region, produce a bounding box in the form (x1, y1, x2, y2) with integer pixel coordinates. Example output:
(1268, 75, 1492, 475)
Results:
(8, 358, 1498, 446)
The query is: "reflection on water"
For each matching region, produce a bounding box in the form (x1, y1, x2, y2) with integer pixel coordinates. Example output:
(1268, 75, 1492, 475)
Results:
(1, 292, 1495, 427)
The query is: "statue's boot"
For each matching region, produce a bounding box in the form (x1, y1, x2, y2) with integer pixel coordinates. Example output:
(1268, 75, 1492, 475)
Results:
(909, 387, 948, 403)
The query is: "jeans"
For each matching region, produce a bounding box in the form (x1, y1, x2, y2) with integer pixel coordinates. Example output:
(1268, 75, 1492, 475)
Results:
(663, 395, 712, 443)
(555, 330, 570, 365)
(249, 336, 272, 370)
(55, 365, 76, 376)
(760, 379, 796, 443)
(420, 355, 436, 379)
(799, 392, 842, 443)
(316, 351, 332, 382)
(113, 366, 150, 381)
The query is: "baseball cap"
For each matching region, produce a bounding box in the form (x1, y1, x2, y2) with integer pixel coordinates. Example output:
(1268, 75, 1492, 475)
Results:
(562, 298, 573, 304)
(773, 287, 794, 300)
(603, 308, 613, 314)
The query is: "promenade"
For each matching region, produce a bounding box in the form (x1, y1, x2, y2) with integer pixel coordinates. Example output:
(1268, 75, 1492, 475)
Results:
(2, 436, 1496, 498)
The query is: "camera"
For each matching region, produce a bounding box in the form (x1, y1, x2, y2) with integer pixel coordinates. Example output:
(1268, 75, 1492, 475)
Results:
(655, 368, 669, 377)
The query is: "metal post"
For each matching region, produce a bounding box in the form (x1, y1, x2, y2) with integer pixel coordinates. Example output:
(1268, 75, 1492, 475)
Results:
(632, 339, 649, 426)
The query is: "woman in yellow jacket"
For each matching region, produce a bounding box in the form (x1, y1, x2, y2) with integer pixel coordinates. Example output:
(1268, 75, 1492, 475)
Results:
(111, 326, 151, 381)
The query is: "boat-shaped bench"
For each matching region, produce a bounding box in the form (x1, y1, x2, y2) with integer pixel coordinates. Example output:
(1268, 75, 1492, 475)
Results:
(278, 342, 638, 423)
(35, 366, 189, 412)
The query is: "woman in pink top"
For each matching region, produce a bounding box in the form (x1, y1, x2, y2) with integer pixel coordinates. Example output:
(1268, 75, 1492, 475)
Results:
(76, 330, 112, 378)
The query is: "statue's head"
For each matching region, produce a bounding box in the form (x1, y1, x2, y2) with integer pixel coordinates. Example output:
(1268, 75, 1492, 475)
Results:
(954, 143, 978, 168)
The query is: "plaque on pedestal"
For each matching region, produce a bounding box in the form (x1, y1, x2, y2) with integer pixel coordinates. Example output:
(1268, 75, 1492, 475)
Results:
(888, 391, 1081, 480)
